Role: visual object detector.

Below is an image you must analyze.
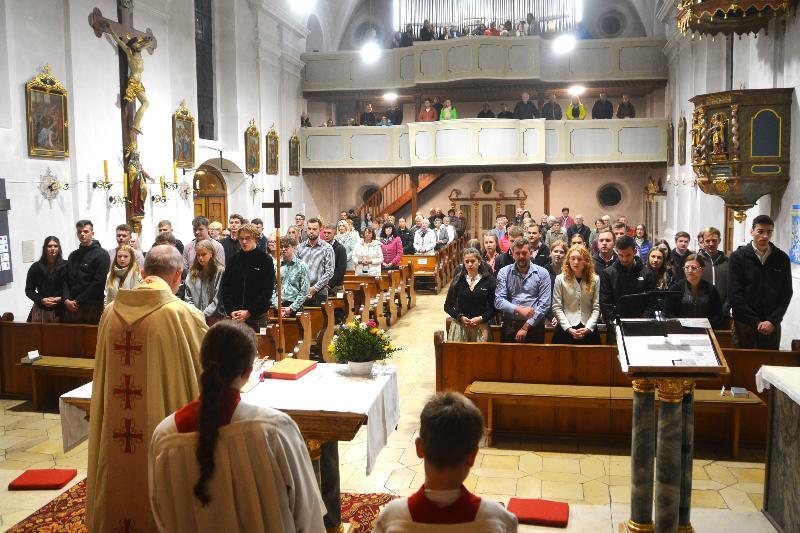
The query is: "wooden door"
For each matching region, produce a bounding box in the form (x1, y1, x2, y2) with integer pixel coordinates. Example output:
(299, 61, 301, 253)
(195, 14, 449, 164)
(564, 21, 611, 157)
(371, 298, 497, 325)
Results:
(193, 166, 227, 225)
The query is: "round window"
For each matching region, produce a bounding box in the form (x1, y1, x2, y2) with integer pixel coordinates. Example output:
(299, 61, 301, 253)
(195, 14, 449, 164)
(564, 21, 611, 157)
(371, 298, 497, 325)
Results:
(597, 12, 626, 38)
(597, 184, 623, 208)
(362, 186, 382, 205)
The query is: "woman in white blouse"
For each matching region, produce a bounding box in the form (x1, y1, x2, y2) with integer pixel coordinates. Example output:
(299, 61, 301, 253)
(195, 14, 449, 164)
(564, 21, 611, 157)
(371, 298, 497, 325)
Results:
(335, 219, 358, 271)
(551, 244, 601, 344)
(353, 226, 383, 276)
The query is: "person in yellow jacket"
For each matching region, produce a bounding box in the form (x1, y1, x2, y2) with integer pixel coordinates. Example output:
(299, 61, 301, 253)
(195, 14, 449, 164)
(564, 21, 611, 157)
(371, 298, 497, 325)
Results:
(566, 96, 586, 120)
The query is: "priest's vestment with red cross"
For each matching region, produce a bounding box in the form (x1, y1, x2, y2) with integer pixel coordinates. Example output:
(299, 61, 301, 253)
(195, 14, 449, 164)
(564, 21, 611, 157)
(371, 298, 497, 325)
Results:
(86, 276, 207, 532)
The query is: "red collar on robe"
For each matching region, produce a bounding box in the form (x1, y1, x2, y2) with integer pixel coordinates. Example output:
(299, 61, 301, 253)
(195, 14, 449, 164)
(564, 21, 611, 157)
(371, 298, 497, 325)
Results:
(407, 485, 481, 524)
(175, 388, 242, 433)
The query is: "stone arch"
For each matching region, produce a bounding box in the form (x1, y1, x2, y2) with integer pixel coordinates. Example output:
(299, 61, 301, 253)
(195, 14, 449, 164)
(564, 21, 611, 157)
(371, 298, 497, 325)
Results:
(195, 157, 247, 224)
(306, 14, 325, 52)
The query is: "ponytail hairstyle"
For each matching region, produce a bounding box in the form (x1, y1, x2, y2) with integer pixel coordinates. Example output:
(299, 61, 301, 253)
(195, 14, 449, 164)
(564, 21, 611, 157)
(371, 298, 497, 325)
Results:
(194, 320, 258, 506)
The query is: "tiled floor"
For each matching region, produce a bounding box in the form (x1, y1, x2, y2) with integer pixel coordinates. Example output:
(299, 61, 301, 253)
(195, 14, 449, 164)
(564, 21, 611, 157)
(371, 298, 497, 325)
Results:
(0, 292, 777, 532)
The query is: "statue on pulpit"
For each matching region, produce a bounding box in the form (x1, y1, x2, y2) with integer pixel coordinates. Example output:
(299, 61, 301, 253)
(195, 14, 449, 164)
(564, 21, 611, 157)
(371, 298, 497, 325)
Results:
(691, 110, 705, 161)
(709, 113, 728, 156)
(107, 23, 153, 134)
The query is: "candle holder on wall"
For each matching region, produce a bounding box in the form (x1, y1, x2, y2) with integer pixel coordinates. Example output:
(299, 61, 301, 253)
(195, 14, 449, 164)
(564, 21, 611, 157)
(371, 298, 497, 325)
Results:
(108, 195, 127, 205)
(150, 194, 167, 204)
(93, 179, 113, 190)
(164, 181, 179, 191)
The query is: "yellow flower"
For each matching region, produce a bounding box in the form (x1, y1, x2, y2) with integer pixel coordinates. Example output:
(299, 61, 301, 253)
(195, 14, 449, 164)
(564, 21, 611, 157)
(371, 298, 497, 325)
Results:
(327, 342, 335, 353)
(370, 327, 379, 334)
(349, 321, 358, 328)
(387, 343, 394, 351)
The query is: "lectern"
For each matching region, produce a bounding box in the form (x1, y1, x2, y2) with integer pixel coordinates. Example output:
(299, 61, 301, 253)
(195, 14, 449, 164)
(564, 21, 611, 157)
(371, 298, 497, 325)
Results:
(616, 318, 729, 533)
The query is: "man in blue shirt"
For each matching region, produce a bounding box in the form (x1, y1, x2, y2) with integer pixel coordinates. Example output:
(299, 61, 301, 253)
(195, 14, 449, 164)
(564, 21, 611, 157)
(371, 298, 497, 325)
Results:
(494, 237, 552, 343)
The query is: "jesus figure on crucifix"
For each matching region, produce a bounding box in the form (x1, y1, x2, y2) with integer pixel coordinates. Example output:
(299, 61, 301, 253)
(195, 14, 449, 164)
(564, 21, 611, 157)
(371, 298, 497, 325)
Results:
(107, 23, 152, 134)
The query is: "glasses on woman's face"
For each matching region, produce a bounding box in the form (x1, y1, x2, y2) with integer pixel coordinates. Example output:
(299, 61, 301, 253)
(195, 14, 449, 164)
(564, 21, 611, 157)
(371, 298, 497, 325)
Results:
(683, 265, 701, 272)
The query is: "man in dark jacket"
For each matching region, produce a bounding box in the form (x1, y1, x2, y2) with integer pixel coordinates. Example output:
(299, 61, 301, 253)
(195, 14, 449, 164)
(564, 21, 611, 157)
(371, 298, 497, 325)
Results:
(600, 236, 655, 342)
(399, 24, 414, 47)
(541, 94, 562, 120)
(513, 92, 538, 119)
(671, 231, 693, 282)
(525, 224, 550, 268)
(697, 226, 730, 316)
(497, 103, 514, 119)
(567, 214, 591, 244)
(220, 223, 275, 330)
(591, 93, 614, 119)
(323, 223, 347, 292)
(477, 103, 495, 118)
(592, 229, 617, 275)
(221, 213, 244, 260)
(359, 103, 376, 126)
(616, 94, 636, 118)
(64, 219, 111, 324)
(728, 215, 793, 349)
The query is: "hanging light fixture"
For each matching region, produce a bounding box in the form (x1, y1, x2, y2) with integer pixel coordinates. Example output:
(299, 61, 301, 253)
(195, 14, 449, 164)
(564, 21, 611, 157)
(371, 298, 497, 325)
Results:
(292, 0, 316, 15)
(360, 0, 381, 63)
(553, 33, 576, 54)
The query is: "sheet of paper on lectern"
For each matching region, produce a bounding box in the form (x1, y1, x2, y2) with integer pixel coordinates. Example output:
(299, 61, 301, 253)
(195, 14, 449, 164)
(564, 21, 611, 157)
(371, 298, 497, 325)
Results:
(622, 332, 718, 368)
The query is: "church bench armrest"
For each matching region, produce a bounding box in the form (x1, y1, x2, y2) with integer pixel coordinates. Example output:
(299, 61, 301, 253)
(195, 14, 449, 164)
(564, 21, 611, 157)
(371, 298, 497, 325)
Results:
(31, 356, 95, 370)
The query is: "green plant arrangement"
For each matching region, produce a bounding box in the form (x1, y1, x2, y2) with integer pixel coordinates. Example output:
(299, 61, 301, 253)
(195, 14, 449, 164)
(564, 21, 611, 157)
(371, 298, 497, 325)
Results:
(328, 318, 400, 363)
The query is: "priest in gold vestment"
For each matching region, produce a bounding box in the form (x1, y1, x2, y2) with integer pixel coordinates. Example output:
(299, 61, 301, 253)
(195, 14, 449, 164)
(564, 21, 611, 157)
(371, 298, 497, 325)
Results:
(87, 245, 208, 532)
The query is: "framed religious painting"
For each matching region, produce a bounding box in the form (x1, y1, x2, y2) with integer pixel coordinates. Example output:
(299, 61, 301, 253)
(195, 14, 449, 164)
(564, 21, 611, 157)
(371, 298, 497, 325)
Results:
(172, 100, 195, 168)
(244, 119, 260, 175)
(678, 116, 687, 165)
(666, 120, 674, 166)
(266, 124, 279, 175)
(26, 65, 69, 159)
(289, 130, 300, 176)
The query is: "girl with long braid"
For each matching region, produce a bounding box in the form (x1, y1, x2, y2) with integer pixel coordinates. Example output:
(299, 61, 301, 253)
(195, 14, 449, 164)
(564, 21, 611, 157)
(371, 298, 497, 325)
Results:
(149, 320, 325, 532)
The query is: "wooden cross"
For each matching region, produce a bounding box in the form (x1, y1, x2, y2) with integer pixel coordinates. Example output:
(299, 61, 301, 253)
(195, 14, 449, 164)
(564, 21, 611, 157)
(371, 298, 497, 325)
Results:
(88, 3, 157, 234)
(113, 374, 143, 410)
(261, 189, 293, 229)
(113, 330, 141, 366)
(112, 417, 144, 454)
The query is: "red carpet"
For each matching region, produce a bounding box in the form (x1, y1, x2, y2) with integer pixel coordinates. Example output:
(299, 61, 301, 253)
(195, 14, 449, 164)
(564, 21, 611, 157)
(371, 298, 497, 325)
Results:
(8, 480, 397, 533)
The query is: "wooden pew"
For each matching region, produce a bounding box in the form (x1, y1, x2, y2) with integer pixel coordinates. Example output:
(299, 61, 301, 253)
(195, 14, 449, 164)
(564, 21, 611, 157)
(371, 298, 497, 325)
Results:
(342, 281, 387, 330)
(407, 254, 441, 293)
(0, 316, 97, 406)
(328, 290, 355, 325)
(401, 262, 417, 309)
(303, 302, 336, 362)
(345, 272, 401, 326)
(434, 332, 800, 453)
(266, 311, 312, 360)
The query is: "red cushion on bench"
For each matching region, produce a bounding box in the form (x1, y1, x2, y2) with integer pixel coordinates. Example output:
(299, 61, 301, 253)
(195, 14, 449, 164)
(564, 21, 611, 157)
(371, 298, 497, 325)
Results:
(8, 469, 77, 490)
(507, 497, 569, 527)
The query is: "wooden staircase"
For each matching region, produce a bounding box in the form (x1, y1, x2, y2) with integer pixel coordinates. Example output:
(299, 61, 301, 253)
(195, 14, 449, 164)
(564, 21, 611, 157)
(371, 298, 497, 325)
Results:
(357, 173, 443, 219)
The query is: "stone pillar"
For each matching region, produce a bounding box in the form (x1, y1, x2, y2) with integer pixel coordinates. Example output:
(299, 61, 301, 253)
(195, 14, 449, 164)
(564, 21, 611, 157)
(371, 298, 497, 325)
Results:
(628, 378, 656, 533)
(678, 380, 695, 533)
(655, 378, 686, 533)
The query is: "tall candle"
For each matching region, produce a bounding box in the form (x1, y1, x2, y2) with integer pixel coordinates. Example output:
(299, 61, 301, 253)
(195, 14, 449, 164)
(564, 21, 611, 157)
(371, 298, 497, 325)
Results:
(103, 160, 109, 183)
(123, 172, 128, 198)
(173, 161, 178, 183)
(160, 175, 165, 197)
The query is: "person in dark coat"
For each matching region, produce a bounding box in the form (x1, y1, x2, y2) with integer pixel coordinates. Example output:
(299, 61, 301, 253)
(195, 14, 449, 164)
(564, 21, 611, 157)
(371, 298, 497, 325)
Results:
(728, 215, 793, 349)
(419, 19, 436, 41)
(663, 254, 724, 329)
(26, 236, 67, 322)
(323, 223, 347, 292)
(477, 103, 495, 118)
(64, 220, 111, 324)
(616, 94, 636, 118)
(541, 94, 562, 120)
(591, 93, 614, 119)
(444, 247, 497, 342)
(359, 103, 377, 126)
(220, 223, 275, 330)
(496, 103, 514, 119)
(399, 24, 414, 47)
(513, 92, 538, 119)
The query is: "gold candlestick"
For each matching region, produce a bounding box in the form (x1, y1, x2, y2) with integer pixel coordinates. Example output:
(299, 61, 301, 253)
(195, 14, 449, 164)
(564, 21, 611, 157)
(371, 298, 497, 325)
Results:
(103, 160, 109, 183)
(160, 175, 165, 197)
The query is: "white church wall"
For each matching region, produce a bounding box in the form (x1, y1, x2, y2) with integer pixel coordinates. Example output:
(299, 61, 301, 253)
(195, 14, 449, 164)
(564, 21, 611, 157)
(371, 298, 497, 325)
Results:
(663, 15, 800, 348)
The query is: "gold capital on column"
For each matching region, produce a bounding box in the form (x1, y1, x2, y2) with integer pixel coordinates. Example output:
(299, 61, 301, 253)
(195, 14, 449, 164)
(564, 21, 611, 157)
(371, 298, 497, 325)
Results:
(683, 379, 695, 394)
(632, 378, 655, 393)
(677, 524, 695, 533)
(657, 378, 685, 403)
(305, 439, 322, 461)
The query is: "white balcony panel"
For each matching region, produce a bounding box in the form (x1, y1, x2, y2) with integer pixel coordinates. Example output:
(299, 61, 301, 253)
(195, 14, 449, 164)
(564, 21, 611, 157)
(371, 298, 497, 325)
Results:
(447, 45, 472, 73)
(618, 125, 665, 156)
(523, 128, 541, 156)
(304, 58, 348, 84)
(420, 49, 443, 76)
(478, 44, 504, 71)
(570, 128, 613, 157)
(306, 134, 345, 161)
(350, 134, 391, 161)
(351, 57, 393, 84)
(509, 44, 536, 73)
(398, 133, 409, 160)
(569, 48, 614, 76)
(545, 129, 560, 157)
(415, 131, 433, 160)
(478, 128, 518, 158)
(620, 46, 666, 74)
(436, 129, 472, 159)
(400, 54, 414, 81)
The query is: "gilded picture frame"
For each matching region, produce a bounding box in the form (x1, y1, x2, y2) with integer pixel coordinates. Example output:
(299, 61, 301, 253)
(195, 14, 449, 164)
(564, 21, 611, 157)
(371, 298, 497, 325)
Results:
(667, 120, 675, 166)
(172, 100, 195, 168)
(244, 119, 260, 174)
(26, 65, 69, 159)
(266, 124, 279, 175)
(289, 130, 300, 176)
(678, 116, 687, 165)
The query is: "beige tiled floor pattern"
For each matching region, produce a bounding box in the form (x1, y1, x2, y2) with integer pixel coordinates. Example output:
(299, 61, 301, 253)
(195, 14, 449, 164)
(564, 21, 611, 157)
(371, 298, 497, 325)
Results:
(0, 292, 777, 532)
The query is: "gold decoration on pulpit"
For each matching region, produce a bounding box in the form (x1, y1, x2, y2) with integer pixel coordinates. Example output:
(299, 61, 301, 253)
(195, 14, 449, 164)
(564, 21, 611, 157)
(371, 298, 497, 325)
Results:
(173, 100, 196, 168)
(677, 0, 798, 38)
(244, 119, 260, 174)
(26, 65, 69, 159)
(678, 116, 687, 165)
(666, 121, 674, 166)
(266, 124, 279, 175)
(690, 89, 792, 224)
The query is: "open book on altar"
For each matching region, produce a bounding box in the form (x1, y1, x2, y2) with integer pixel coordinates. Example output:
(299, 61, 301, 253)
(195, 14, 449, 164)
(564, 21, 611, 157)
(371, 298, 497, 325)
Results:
(616, 318, 728, 375)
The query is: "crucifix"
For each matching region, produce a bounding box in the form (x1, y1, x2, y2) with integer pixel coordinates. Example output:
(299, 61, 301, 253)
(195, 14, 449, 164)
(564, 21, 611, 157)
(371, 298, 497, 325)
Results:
(262, 189, 293, 359)
(89, 2, 157, 235)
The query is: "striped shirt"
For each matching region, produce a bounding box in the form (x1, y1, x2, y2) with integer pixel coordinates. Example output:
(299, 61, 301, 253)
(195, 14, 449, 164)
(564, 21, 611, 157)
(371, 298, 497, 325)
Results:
(296, 239, 334, 292)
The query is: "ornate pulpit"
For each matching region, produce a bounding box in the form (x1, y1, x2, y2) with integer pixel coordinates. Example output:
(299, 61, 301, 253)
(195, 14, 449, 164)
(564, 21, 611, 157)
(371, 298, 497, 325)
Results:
(689, 89, 793, 223)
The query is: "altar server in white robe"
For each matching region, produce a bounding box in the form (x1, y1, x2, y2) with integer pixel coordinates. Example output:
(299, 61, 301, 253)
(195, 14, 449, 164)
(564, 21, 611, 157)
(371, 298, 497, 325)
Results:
(87, 245, 208, 532)
(149, 320, 325, 533)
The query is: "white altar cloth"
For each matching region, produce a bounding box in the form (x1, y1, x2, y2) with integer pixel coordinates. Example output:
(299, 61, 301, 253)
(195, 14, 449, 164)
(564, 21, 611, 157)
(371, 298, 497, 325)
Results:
(59, 363, 400, 474)
(755, 365, 800, 406)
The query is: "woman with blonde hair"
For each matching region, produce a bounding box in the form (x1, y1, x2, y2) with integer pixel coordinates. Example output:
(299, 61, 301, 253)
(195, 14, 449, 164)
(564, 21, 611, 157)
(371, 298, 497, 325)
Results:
(105, 245, 142, 306)
(566, 96, 586, 120)
(335, 219, 358, 270)
(185, 239, 225, 325)
(551, 244, 601, 344)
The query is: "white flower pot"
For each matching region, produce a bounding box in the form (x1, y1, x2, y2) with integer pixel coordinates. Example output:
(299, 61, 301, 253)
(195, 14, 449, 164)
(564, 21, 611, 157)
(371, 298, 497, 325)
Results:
(348, 361, 374, 375)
